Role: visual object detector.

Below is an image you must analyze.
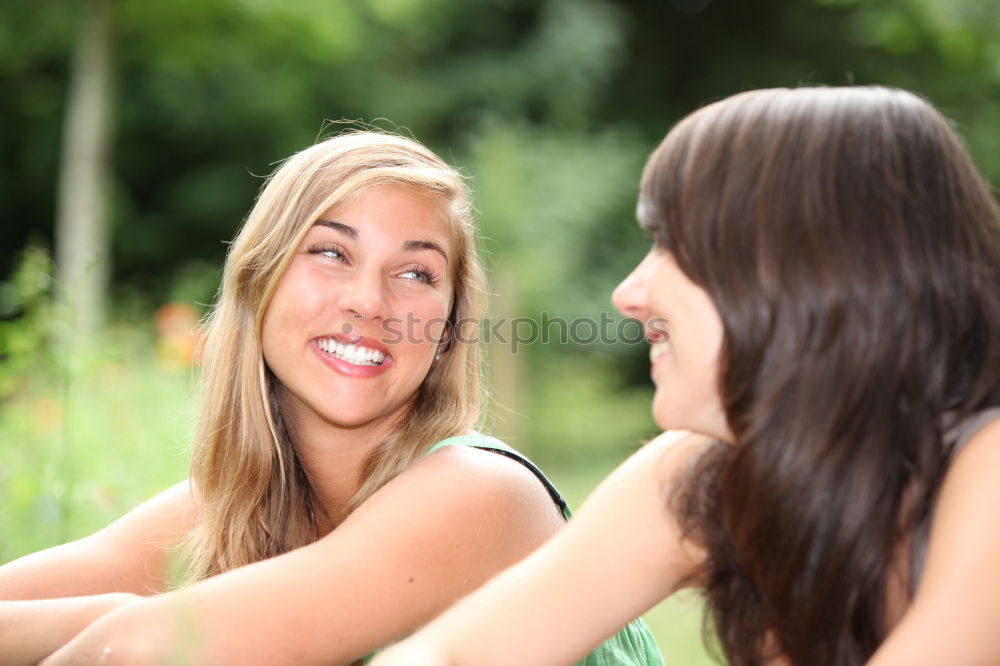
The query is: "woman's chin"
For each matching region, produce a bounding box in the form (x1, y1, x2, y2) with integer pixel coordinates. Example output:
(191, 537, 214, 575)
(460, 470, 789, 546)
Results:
(651, 403, 679, 432)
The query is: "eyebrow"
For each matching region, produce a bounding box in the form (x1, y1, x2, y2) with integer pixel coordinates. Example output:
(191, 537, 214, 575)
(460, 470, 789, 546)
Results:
(403, 240, 449, 265)
(314, 219, 449, 264)
(314, 219, 358, 239)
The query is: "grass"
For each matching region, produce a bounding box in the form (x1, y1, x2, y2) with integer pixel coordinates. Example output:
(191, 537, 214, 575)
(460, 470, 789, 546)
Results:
(0, 335, 195, 561)
(0, 333, 717, 665)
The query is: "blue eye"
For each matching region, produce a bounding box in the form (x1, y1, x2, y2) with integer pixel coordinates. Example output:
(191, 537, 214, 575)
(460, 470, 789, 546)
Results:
(308, 243, 346, 262)
(399, 267, 438, 284)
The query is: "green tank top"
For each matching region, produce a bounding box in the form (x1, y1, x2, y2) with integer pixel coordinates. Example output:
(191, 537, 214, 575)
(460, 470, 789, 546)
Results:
(416, 434, 665, 666)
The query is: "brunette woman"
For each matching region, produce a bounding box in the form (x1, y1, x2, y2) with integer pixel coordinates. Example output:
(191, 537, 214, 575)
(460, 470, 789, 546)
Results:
(373, 86, 1000, 666)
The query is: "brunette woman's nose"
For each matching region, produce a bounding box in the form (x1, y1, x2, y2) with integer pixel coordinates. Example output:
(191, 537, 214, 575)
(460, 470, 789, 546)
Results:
(612, 252, 652, 320)
(337, 270, 389, 321)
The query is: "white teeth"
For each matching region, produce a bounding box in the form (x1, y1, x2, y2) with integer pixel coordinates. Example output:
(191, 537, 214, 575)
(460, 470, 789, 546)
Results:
(318, 338, 386, 366)
(649, 342, 669, 363)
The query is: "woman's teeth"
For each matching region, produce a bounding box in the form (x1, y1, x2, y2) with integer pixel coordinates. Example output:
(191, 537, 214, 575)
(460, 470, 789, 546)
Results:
(649, 342, 669, 363)
(317, 338, 386, 366)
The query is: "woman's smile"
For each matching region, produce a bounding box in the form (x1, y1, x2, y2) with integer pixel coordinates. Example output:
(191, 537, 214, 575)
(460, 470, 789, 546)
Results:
(313, 333, 394, 378)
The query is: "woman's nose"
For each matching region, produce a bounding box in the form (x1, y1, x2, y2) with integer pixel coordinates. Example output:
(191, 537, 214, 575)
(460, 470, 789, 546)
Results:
(337, 269, 390, 321)
(612, 253, 652, 320)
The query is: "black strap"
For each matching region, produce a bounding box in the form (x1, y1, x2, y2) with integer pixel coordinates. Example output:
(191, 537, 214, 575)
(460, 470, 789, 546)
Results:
(471, 445, 570, 519)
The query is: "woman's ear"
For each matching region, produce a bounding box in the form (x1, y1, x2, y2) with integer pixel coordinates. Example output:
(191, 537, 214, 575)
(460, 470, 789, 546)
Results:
(437, 318, 454, 356)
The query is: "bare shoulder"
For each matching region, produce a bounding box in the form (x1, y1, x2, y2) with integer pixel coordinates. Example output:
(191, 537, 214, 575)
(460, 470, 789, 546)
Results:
(419, 443, 563, 513)
(927, 409, 1000, 556)
(0, 480, 197, 599)
(949, 409, 1000, 467)
(348, 442, 565, 549)
(647, 429, 716, 473)
(930, 412, 1000, 542)
(871, 413, 1000, 664)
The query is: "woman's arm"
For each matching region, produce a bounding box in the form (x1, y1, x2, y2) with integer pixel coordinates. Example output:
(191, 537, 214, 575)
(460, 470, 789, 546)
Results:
(40, 443, 570, 666)
(0, 482, 194, 662)
(371, 431, 710, 666)
(869, 417, 1000, 665)
(0, 594, 139, 666)
(0, 480, 195, 600)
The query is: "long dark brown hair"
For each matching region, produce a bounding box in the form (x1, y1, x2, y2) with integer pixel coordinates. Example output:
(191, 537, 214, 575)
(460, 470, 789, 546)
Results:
(640, 87, 1000, 665)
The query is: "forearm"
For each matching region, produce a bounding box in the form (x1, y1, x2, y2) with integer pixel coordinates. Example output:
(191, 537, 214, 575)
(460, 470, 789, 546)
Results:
(0, 593, 139, 666)
(373, 538, 631, 666)
(0, 540, 105, 600)
(39, 595, 183, 666)
(373, 641, 454, 666)
(371, 545, 598, 666)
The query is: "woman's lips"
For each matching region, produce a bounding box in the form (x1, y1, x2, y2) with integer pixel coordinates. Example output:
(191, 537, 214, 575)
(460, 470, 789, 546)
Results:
(312, 337, 394, 378)
(317, 337, 388, 366)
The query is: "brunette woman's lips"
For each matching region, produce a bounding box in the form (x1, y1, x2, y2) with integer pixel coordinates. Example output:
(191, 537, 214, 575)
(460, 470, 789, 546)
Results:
(313, 334, 393, 378)
(647, 328, 669, 365)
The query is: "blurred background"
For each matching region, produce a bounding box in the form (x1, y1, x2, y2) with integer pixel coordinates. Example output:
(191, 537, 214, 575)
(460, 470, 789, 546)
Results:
(3, 0, 1000, 661)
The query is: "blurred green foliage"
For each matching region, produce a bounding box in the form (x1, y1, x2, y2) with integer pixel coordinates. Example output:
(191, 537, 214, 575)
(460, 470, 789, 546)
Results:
(0, 243, 57, 397)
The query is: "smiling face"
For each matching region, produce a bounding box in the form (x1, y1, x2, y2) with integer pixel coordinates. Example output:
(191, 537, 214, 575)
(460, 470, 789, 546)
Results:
(612, 246, 732, 442)
(261, 184, 454, 441)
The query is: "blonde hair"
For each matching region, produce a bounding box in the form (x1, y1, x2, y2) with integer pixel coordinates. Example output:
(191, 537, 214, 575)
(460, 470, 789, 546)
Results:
(185, 131, 487, 579)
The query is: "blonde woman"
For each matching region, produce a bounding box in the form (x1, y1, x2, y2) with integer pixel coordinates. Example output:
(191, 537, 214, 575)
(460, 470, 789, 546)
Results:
(0, 132, 661, 665)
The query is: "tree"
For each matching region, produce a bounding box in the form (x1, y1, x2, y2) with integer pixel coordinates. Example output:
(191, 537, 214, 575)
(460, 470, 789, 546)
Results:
(53, 0, 114, 347)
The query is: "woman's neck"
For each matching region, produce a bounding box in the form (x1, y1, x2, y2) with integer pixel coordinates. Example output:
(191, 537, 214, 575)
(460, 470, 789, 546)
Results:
(283, 406, 401, 534)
